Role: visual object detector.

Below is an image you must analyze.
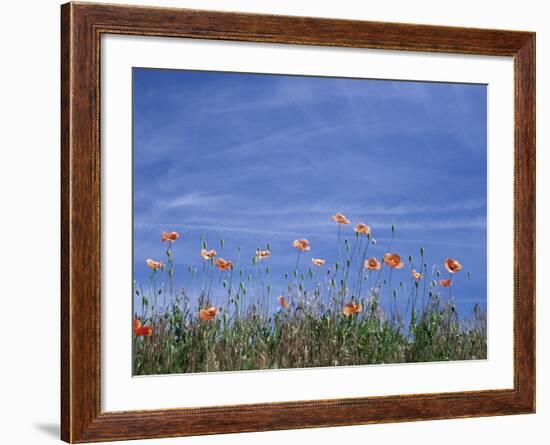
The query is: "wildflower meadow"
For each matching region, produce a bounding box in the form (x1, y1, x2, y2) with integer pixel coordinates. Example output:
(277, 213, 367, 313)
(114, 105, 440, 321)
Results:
(133, 213, 487, 375)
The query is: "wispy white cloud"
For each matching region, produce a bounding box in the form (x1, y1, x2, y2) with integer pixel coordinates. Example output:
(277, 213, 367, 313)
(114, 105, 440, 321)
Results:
(214, 198, 486, 218)
(135, 213, 486, 238)
(135, 222, 307, 239)
(162, 192, 225, 210)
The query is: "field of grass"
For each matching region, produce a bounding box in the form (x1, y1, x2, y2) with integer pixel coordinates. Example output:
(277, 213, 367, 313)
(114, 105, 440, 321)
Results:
(133, 215, 487, 375)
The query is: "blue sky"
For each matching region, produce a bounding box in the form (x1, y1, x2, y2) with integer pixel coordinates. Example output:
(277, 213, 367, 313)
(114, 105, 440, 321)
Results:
(133, 68, 487, 316)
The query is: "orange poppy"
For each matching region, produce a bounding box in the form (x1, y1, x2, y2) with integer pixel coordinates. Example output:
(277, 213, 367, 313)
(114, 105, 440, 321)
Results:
(136, 326, 153, 336)
(146, 258, 163, 270)
(161, 231, 179, 242)
(199, 306, 218, 321)
(354, 223, 371, 235)
(256, 249, 270, 259)
(311, 258, 325, 266)
(292, 239, 311, 252)
(133, 319, 153, 336)
(364, 257, 381, 270)
(383, 253, 404, 269)
(200, 249, 217, 260)
(412, 269, 423, 280)
(440, 279, 452, 287)
(444, 258, 463, 273)
(278, 295, 290, 309)
(332, 213, 350, 224)
(343, 301, 362, 316)
(215, 258, 233, 270)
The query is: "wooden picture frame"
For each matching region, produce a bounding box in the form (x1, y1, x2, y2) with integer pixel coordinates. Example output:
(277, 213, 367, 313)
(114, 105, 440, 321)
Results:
(61, 2, 535, 442)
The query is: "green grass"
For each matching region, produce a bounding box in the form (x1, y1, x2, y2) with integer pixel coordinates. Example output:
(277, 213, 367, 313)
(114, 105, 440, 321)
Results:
(133, 222, 487, 375)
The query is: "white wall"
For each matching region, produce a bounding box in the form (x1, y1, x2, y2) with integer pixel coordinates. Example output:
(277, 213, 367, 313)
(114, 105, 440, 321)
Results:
(0, 1, 545, 444)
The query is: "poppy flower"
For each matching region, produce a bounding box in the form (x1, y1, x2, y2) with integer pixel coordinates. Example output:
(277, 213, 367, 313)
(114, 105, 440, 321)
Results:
(200, 249, 217, 260)
(146, 258, 163, 270)
(311, 258, 325, 266)
(215, 258, 233, 270)
(136, 326, 153, 336)
(383, 253, 404, 269)
(133, 318, 153, 336)
(292, 239, 311, 252)
(343, 301, 362, 316)
(332, 213, 350, 224)
(199, 306, 218, 321)
(440, 279, 452, 287)
(412, 269, 423, 280)
(256, 249, 270, 259)
(364, 257, 381, 270)
(278, 295, 290, 309)
(444, 258, 463, 273)
(354, 223, 371, 235)
(161, 231, 179, 242)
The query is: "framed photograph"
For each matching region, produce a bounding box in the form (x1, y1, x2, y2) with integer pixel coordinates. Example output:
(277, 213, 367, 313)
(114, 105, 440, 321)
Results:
(61, 2, 535, 442)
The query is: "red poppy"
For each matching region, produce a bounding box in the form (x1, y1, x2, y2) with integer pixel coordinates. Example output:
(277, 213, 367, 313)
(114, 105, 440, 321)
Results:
(199, 306, 218, 321)
(133, 318, 153, 336)
(444, 258, 462, 273)
(383, 253, 404, 269)
(343, 301, 362, 316)
(161, 231, 179, 242)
